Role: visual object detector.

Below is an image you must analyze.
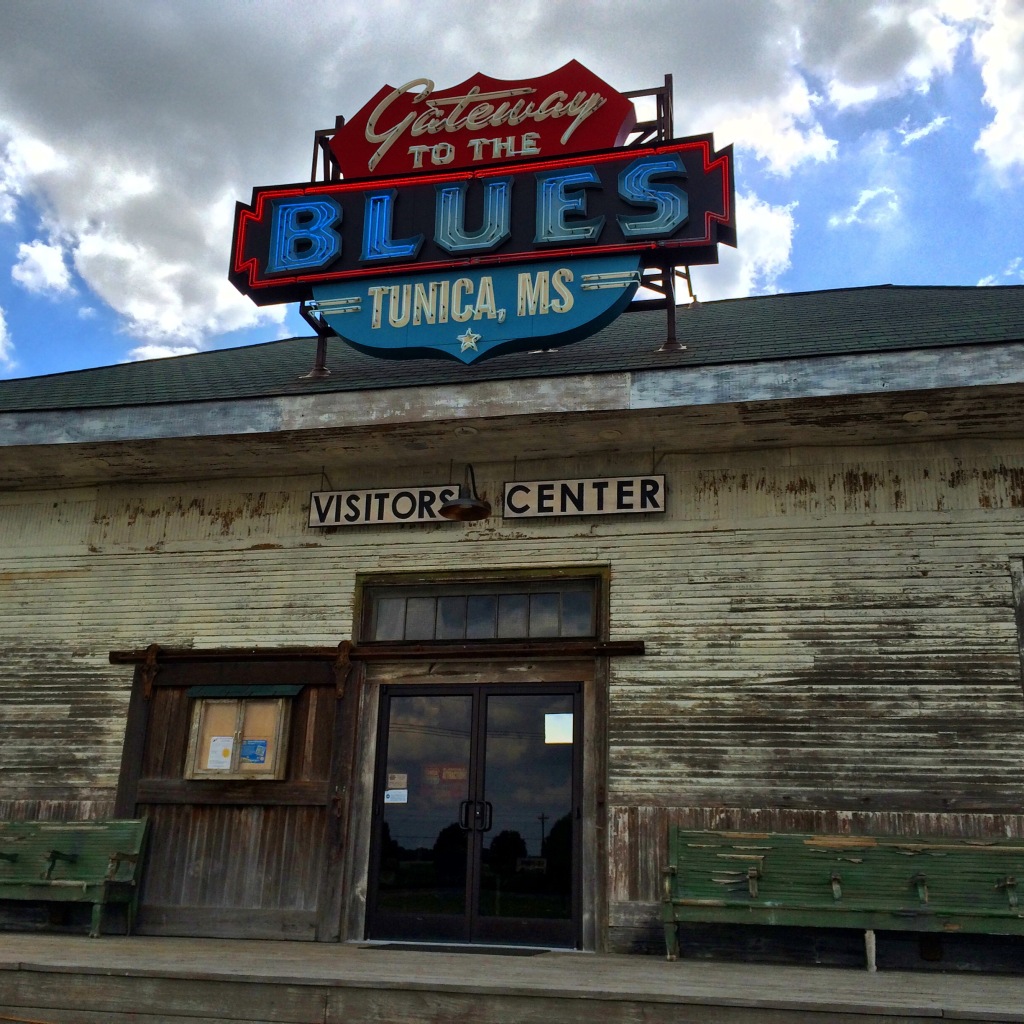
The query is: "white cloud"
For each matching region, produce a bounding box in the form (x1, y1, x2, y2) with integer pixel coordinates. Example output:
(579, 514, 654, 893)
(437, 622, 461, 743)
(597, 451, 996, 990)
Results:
(0, 306, 15, 373)
(123, 343, 202, 362)
(898, 114, 950, 145)
(797, 2, 967, 110)
(828, 186, 901, 228)
(978, 255, 1024, 285)
(971, 0, 1024, 174)
(707, 81, 837, 176)
(11, 239, 74, 295)
(0, 133, 66, 223)
(692, 191, 797, 300)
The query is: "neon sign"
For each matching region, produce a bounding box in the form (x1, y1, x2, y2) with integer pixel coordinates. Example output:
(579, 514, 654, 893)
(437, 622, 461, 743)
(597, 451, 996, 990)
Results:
(229, 64, 735, 363)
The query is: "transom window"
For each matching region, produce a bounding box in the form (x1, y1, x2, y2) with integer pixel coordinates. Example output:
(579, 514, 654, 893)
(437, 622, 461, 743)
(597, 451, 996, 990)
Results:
(364, 580, 597, 642)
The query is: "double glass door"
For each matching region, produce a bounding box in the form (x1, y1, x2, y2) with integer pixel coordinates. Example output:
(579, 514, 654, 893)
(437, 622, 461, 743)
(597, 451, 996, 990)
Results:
(367, 684, 581, 947)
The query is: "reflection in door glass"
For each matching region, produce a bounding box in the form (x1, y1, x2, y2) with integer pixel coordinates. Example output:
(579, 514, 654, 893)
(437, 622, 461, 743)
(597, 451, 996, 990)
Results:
(376, 695, 472, 917)
(479, 694, 574, 921)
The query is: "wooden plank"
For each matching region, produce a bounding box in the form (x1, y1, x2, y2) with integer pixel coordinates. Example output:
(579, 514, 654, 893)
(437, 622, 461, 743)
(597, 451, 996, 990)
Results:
(324, 988, 942, 1024)
(0, 961, 1016, 1024)
(136, 805, 325, 920)
(317, 681, 355, 941)
(114, 665, 149, 816)
(0, 1008, 285, 1024)
(0, 972, 327, 1021)
(135, 906, 317, 940)
(2, 933, 1024, 1021)
(135, 780, 328, 805)
(1009, 558, 1024, 697)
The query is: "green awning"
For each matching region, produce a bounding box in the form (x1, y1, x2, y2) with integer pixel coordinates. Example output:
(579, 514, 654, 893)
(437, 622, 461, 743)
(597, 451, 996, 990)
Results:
(186, 684, 304, 698)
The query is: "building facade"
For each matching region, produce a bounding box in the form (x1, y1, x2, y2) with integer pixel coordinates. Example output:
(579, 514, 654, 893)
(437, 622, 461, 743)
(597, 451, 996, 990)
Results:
(1, 284, 1023, 956)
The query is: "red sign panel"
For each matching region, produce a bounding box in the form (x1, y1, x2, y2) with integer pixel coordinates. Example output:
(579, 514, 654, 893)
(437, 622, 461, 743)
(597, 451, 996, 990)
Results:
(330, 60, 637, 178)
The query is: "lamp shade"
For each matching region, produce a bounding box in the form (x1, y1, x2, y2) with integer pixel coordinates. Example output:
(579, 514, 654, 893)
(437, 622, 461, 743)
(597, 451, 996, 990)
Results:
(439, 464, 491, 522)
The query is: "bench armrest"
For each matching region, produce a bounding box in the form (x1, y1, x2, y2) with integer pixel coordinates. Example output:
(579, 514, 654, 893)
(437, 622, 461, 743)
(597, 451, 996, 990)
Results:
(105, 852, 140, 881)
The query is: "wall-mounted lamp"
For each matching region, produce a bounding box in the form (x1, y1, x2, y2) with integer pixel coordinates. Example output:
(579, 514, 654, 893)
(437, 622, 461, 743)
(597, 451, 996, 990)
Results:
(439, 464, 491, 522)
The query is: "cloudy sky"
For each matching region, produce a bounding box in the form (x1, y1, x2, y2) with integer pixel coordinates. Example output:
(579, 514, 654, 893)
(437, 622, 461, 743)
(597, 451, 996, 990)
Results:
(0, 0, 1022, 379)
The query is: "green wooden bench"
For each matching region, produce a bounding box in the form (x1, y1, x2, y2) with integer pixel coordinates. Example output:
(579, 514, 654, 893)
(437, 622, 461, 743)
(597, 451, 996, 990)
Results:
(0, 818, 148, 937)
(663, 829, 1024, 970)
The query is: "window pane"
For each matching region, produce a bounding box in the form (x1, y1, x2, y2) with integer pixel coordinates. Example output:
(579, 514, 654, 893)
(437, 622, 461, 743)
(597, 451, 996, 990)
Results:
(405, 597, 437, 640)
(497, 594, 529, 638)
(561, 589, 594, 636)
(239, 700, 280, 775)
(437, 595, 467, 640)
(197, 701, 237, 772)
(374, 598, 406, 641)
(466, 594, 497, 639)
(529, 593, 560, 637)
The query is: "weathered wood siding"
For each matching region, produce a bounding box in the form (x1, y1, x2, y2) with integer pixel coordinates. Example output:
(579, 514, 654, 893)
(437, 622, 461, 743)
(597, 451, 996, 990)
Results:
(2, 439, 1024, 949)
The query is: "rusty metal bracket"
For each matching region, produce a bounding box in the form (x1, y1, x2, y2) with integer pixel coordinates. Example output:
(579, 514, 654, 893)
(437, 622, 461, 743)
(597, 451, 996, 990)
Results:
(620, 73, 695, 351)
(309, 115, 345, 183)
(623, 74, 674, 148)
(140, 643, 161, 700)
(333, 640, 354, 698)
(299, 302, 336, 379)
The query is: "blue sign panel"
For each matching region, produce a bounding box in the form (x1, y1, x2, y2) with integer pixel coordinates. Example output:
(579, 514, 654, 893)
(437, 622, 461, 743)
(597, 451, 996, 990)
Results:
(312, 255, 641, 363)
(240, 739, 268, 765)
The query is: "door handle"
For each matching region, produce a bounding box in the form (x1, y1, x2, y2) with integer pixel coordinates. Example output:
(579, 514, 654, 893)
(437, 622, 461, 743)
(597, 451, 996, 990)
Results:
(461, 800, 493, 831)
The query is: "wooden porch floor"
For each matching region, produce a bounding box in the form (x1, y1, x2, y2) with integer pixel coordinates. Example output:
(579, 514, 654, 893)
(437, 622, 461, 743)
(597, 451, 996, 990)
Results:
(0, 933, 1022, 1024)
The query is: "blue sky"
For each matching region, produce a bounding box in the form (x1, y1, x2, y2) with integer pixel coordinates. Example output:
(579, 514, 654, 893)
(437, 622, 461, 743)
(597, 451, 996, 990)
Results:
(1, 0, 1022, 380)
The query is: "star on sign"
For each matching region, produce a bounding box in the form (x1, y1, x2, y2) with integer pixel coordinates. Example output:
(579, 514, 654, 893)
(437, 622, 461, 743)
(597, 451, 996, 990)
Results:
(457, 327, 481, 352)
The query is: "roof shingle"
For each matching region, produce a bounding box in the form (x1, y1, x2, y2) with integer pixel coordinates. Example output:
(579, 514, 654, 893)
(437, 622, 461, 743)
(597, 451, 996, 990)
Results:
(1, 284, 1022, 413)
